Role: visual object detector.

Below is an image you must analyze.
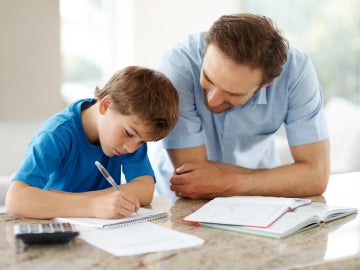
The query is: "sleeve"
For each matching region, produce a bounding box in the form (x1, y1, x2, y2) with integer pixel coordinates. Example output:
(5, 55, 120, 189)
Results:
(121, 144, 155, 182)
(11, 130, 69, 189)
(284, 53, 329, 146)
(157, 45, 205, 149)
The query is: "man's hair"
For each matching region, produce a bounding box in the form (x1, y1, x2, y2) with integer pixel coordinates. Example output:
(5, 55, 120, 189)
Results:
(205, 13, 289, 85)
(94, 66, 179, 141)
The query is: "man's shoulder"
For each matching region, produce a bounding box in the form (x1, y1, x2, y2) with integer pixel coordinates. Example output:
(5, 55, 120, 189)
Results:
(176, 31, 206, 47)
(285, 46, 311, 65)
(157, 32, 205, 78)
(162, 32, 206, 59)
(279, 46, 315, 80)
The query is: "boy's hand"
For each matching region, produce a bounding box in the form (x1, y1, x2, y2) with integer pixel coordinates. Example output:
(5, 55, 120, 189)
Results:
(92, 190, 140, 219)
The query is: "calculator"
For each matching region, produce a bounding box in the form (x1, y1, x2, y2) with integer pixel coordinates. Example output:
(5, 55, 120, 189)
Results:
(14, 223, 79, 245)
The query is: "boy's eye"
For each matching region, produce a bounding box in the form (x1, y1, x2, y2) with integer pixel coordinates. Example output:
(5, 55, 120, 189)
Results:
(125, 130, 133, 137)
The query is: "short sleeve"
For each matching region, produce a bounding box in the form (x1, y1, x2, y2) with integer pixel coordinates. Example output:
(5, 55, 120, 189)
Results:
(284, 53, 328, 146)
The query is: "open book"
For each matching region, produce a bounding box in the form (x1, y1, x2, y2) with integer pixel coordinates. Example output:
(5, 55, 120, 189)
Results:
(183, 196, 312, 228)
(55, 207, 168, 229)
(202, 202, 357, 238)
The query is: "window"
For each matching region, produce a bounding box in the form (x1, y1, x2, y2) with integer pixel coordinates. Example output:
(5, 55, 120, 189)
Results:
(60, 0, 360, 104)
(241, 0, 360, 103)
(60, 0, 107, 103)
(60, 0, 135, 103)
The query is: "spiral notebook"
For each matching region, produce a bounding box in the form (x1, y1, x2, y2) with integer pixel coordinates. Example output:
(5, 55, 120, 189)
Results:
(55, 208, 168, 229)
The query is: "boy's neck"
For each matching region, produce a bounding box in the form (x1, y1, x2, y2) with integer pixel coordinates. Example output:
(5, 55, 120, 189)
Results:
(81, 102, 100, 145)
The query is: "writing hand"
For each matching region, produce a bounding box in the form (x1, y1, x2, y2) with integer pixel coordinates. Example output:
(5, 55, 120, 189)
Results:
(92, 190, 140, 219)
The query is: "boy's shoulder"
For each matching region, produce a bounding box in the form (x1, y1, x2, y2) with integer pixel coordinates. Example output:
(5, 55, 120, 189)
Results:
(40, 98, 94, 134)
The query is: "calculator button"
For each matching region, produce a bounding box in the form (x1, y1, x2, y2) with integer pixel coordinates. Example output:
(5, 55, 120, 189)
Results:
(52, 223, 62, 232)
(30, 224, 39, 233)
(62, 223, 73, 231)
(42, 224, 51, 233)
(19, 224, 29, 233)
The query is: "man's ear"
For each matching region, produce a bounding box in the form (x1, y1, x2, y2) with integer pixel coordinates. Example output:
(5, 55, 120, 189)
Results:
(99, 96, 112, 115)
(263, 80, 274, 87)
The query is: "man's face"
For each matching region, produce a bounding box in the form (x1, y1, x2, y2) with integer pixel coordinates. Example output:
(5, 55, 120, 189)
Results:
(200, 44, 264, 113)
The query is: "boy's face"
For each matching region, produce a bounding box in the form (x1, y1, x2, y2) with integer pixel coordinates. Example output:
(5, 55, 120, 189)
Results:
(98, 97, 151, 157)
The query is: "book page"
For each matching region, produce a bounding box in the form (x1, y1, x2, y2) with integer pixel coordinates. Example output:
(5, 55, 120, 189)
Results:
(203, 202, 358, 239)
(183, 196, 311, 227)
(204, 210, 318, 239)
(293, 202, 357, 222)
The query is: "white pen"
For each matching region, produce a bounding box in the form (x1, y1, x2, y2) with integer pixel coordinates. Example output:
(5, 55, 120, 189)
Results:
(95, 161, 139, 215)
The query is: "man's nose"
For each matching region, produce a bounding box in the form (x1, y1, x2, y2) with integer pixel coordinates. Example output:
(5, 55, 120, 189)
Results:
(207, 87, 224, 106)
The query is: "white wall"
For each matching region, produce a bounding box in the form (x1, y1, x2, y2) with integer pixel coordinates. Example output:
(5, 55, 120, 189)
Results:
(0, 0, 62, 121)
(0, 0, 62, 176)
(111, 0, 242, 71)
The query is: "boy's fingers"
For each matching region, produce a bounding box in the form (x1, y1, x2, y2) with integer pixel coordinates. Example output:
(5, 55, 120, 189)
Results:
(117, 192, 140, 214)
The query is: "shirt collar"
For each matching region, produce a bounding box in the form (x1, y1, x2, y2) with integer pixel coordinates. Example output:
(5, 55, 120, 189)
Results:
(256, 87, 267, 105)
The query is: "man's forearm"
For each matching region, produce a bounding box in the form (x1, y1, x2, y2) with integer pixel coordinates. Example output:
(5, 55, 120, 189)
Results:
(221, 162, 329, 197)
(210, 160, 258, 174)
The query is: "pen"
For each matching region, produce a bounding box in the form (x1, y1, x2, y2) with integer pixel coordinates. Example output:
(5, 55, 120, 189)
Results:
(95, 161, 139, 215)
(95, 161, 120, 191)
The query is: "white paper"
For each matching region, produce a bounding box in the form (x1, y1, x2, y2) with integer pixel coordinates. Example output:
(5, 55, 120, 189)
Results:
(76, 221, 204, 256)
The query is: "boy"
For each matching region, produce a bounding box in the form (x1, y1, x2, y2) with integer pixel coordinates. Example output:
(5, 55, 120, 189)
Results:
(5, 66, 179, 219)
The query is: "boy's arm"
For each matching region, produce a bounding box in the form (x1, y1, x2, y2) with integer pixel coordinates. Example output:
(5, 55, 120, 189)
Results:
(116, 176, 155, 206)
(5, 180, 147, 219)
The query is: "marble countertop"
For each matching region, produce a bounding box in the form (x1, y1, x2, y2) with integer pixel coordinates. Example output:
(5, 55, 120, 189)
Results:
(1, 172, 360, 270)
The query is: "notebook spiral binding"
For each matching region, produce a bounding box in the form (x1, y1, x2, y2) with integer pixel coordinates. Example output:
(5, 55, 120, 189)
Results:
(103, 212, 169, 229)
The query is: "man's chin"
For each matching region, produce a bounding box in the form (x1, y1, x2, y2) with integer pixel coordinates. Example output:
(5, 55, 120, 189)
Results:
(206, 105, 230, 114)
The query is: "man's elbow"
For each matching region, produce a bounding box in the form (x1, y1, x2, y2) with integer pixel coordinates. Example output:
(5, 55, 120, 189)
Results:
(313, 168, 330, 196)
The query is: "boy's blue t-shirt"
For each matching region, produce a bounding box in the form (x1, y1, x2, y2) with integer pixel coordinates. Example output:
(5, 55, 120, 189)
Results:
(12, 99, 155, 192)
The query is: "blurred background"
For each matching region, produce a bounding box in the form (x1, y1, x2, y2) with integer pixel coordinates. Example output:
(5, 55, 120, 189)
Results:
(1, 0, 360, 177)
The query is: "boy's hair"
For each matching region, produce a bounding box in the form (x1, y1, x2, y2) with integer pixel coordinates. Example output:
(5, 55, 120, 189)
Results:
(205, 13, 289, 86)
(94, 66, 179, 141)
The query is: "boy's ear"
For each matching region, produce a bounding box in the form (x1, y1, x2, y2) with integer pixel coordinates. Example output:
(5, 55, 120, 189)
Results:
(99, 96, 111, 115)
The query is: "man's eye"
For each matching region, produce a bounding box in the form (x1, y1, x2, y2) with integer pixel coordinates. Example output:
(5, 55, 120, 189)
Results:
(125, 130, 133, 137)
(228, 92, 247, 98)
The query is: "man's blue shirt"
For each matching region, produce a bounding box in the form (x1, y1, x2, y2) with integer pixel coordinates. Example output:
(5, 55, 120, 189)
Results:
(157, 32, 328, 169)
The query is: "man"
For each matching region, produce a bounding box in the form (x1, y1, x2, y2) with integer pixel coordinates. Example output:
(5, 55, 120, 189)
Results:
(155, 13, 330, 199)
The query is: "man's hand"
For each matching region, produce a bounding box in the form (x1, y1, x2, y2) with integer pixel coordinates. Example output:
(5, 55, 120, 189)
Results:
(170, 161, 228, 199)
